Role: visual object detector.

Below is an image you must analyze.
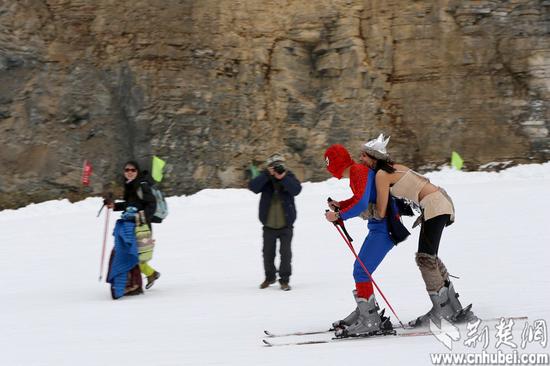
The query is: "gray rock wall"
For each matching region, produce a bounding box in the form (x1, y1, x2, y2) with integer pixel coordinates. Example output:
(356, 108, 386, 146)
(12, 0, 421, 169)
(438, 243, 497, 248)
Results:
(0, 0, 548, 208)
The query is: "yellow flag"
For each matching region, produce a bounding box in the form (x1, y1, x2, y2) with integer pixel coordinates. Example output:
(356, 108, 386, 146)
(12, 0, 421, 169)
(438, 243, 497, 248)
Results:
(451, 151, 464, 170)
(152, 156, 166, 182)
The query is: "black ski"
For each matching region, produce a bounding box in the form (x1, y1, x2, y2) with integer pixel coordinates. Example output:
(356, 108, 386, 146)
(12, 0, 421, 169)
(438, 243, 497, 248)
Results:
(262, 329, 430, 347)
(264, 315, 528, 339)
(264, 329, 331, 338)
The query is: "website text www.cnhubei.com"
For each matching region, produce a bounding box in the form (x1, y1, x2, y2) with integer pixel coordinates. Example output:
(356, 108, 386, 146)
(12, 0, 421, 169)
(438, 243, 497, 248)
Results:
(430, 350, 549, 365)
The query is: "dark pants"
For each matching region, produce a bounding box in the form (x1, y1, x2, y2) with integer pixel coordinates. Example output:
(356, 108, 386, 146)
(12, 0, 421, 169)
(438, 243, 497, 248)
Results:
(418, 214, 451, 256)
(262, 226, 293, 284)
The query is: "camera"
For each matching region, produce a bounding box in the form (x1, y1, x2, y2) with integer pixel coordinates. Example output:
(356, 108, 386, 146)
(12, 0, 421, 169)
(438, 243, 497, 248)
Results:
(272, 163, 286, 174)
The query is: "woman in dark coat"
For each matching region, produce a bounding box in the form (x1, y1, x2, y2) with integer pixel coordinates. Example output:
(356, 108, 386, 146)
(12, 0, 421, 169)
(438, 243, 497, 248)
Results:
(105, 161, 160, 298)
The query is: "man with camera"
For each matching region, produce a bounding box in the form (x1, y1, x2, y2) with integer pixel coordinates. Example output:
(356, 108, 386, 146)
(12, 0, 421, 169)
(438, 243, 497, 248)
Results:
(248, 153, 302, 291)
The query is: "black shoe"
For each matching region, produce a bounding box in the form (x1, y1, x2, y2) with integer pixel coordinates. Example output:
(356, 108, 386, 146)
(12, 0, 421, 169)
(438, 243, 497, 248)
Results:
(146, 271, 161, 289)
(279, 280, 291, 291)
(259, 279, 276, 289)
(125, 286, 144, 296)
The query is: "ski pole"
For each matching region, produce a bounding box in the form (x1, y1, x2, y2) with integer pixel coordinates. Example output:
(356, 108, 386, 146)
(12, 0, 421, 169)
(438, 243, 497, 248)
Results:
(331, 220, 405, 328)
(98, 207, 111, 281)
(327, 197, 354, 242)
(97, 203, 105, 217)
(98, 192, 114, 217)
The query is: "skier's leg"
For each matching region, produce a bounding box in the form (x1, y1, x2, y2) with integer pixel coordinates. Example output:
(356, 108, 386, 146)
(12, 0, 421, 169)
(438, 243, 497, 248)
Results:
(416, 252, 445, 293)
(446, 280, 477, 322)
(136, 223, 158, 289)
(411, 252, 454, 326)
(435, 257, 476, 321)
(139, 262, 156, 277)
(417, 214, 451, 292)
(333, 282, 375, 330)
(261, 227, 277, 288)
(125, 266, 144, 295)
(435, 256, 462, 311)
(418, 214, 449, 256)
(353, 228, 394, 284)
(412, 215, 456, 326)
(335, 294, 383, 337)
(139, 261, 161, 289)
(278, 227, 293, 287)
(336, 225, 393, 336)
(332, 290, 359, 329)
(422, 215, 474, 321)
(436, 257, 449, 282)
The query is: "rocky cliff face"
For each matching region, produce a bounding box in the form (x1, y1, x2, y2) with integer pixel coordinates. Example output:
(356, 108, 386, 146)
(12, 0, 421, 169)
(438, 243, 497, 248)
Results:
(0, 0, 548, 208)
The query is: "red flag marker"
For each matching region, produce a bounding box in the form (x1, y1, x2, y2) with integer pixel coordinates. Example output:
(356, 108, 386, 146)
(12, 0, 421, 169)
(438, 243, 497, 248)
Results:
(81, 160, 93, 186)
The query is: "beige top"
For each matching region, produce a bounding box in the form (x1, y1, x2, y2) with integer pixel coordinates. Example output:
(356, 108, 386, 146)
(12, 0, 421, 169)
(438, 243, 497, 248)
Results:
(390, 170, 428, 204)
(390, 170, 455, 222)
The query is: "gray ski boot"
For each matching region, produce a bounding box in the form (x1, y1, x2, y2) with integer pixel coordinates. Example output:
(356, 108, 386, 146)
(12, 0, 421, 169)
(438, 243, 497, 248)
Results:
(332, 290, 359, 329)
(335, 294, 393, 337)
(447, 281, 476, 323)
(409, 285, 456, 327)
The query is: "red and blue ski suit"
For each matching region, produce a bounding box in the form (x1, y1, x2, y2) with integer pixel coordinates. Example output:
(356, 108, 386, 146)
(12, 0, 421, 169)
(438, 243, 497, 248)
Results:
(338, 163, 394, 299)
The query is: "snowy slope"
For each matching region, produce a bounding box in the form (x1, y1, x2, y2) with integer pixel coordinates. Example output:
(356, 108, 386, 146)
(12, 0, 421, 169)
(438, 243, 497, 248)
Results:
(1, 163, 549, 366)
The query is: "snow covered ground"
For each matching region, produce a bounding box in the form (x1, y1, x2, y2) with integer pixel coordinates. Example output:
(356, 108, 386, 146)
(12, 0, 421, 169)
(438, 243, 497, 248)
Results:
(1, 163, 550, 366)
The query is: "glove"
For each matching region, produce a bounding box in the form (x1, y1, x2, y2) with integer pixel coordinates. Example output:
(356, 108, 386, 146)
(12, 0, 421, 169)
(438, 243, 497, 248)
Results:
(102, 192, 114, 206)
(248, 164, 260, 179)
(328, 199, 340, 211)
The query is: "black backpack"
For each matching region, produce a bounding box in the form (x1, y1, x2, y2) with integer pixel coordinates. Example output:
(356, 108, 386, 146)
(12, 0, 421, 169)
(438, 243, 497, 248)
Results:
(387, 195, 414, 245)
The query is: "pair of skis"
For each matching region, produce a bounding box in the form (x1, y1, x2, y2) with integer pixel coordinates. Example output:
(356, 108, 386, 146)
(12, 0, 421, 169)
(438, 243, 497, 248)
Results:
(262, 324, 432, 347)
(262, 316, 528, 347)
(263, 328, 432, 347)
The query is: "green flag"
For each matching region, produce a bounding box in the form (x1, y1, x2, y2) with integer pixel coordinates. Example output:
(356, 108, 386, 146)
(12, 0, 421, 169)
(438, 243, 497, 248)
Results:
(152, 156, 166, 182)
(249, 164, 260, 179)
(451, 151, 464, 170)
